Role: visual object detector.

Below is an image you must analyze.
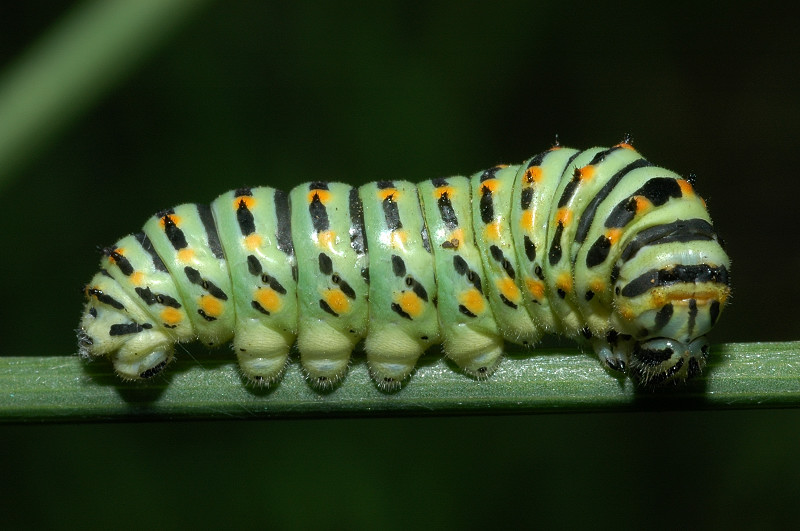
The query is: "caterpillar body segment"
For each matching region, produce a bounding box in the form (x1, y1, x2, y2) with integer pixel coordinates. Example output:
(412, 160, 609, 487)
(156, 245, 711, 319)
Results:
(141, 204, 235, 347)
(509, 147, 578, 335)
(417, 176, 504, 378)
(360, 180, 440, 389)
(78, 142, 731, 388)
(470, 164, 541, 346)
(210, 187, 297, 384)
(290, 182, 369, 386)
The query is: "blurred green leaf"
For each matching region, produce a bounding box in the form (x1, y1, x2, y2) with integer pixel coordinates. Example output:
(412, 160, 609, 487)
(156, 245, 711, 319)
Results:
(0, 0, 212, 188)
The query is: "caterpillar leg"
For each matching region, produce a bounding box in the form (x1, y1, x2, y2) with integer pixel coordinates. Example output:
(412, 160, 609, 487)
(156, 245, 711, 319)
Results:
(296, 320, 356, 388)
(365, 328, 426, 390)
(442, 324, 504, 378)
(233, 319, 291, 385)
(591, 334, 633, 374)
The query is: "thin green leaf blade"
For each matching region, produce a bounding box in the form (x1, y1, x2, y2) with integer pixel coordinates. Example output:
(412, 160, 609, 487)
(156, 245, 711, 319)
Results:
(1, 342, 799, 422)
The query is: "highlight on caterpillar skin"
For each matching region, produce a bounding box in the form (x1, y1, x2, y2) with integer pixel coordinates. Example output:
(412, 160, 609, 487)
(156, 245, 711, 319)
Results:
(77, 139, 731, 389)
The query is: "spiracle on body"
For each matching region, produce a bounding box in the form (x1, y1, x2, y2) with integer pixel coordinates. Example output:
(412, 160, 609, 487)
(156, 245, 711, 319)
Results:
(78, 139, 731, 389)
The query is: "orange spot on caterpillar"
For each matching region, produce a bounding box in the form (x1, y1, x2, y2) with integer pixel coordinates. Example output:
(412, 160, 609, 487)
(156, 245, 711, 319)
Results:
(434, 185, 455, 199)
(459, 288, 485, 315)
(650, 285, 731, 308)
(129, 271, 144, 286)
(619, 306, 635, 320)
(389, 230, 407, 249)
(234, 196, 256, 210)
(526, 279, 545, 300)
(177, 248, 195, 263)
(160, 307, 183, 326)
(497, 277, 521, 303)
(244, 234, 262, 250)
(578, 165, 595, 181)
(525, 166, 543, 183)
(615, 142, 635, 151)
(605, 228, 623, 245)
(589, 278, 606, 294)
(323, 289, 350, 315)
(480, 179, 500, 193)
(316, 230, 336, 249)
(159, 214, 181, 229)
(380, 229, 409, 250)
(677, 179, 695, 197)
(255, 287, 282, 313)
(108, 248, 124, 262)
(520, 210, 534, 230)
(397, 291, 424, 318)
(199, 295, 223, 317)
(484, 220, 502, 241)
(378, 188, 400, 201)
(556, 207, 573, 227)
(308, 189, 331, 204)
(556, 272, 572, 294)
(633, 196, 652, 213)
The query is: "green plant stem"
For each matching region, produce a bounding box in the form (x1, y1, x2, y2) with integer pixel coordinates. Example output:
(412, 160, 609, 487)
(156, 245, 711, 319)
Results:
(0, 0, 213, 188)
(1, 342, 799, 423)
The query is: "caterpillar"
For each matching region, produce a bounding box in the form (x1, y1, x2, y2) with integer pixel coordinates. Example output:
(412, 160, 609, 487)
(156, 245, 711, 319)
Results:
(78, 140, 731, 389)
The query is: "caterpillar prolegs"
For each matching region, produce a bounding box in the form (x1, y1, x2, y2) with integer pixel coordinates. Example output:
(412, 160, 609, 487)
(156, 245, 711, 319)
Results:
(78, 141, 731, 389)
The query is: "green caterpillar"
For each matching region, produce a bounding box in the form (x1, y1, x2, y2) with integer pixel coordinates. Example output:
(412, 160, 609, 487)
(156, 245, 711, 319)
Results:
(78, 140, 731, 389)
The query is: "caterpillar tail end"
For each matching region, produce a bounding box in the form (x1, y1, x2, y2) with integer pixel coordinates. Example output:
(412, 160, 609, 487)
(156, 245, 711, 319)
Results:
(110, 332, 174, 381)
(77, 296, 174, 381)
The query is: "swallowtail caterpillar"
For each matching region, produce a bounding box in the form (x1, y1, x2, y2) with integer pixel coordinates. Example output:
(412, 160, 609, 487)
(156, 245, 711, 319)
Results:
(78, 139, 731, 389)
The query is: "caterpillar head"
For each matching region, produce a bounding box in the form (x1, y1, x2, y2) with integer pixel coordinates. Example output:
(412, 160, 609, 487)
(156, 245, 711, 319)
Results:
(614, 261, 731, 385)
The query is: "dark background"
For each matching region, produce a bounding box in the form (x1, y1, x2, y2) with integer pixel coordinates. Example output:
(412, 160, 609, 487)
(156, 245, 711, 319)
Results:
(1, 1, 799, 528)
